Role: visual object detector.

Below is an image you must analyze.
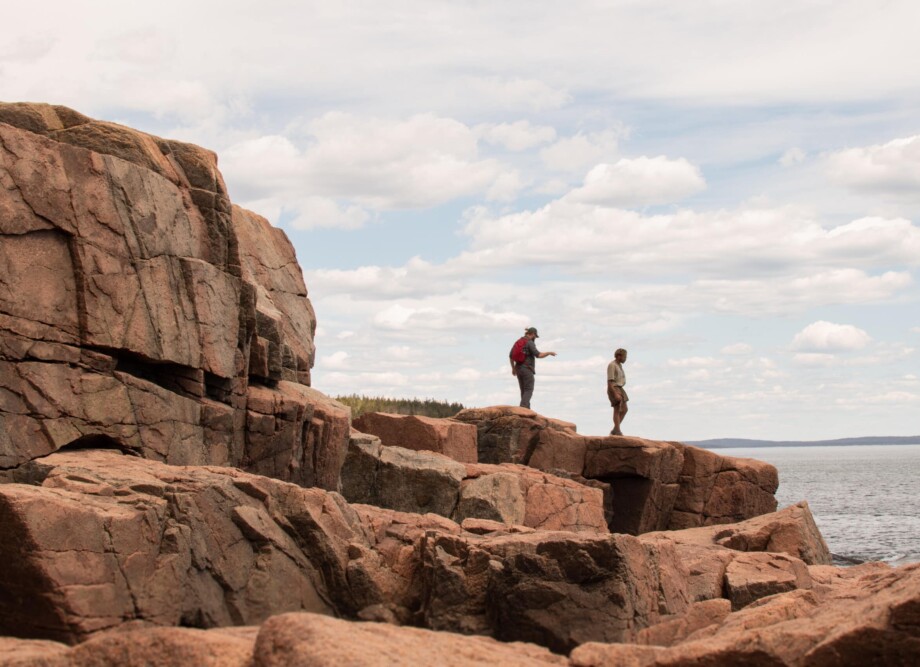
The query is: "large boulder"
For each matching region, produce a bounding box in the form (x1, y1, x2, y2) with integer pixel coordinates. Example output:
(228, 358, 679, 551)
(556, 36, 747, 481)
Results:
(420, 529, 691, 654)
(0, 103, 347, 488)
(340, 435, 467, 517)
(570, 563, 920, 666)
(0, 450, 404, 642)
(341, 435, 608, 533)
(639, 503, 830, 605)
(352, 412, 478, 463)
(460, 463, 608, 533)
(453, 406, 577, 464)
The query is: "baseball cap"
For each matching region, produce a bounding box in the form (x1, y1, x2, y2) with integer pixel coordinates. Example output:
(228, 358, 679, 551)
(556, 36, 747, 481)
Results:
(525, 327, 539, 337)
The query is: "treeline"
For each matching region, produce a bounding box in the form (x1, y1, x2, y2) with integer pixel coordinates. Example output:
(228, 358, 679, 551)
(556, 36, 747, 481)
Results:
(335, 394, 465, 419)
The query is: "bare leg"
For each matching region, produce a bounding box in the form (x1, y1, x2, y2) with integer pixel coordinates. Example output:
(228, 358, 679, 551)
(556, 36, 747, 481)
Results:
(612, 402, 627, 435)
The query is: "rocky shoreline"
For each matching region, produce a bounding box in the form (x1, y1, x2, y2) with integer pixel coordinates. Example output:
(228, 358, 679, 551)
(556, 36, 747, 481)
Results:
(1, 103, 917, 665)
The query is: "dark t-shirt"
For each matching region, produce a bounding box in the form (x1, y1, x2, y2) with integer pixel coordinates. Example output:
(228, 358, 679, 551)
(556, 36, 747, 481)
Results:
(519, 339, 539, 373)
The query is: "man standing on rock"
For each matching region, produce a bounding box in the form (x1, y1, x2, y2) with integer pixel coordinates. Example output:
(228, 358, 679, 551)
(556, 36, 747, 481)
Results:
(510, 327, 556, 410)
(607, 348, 628, 435)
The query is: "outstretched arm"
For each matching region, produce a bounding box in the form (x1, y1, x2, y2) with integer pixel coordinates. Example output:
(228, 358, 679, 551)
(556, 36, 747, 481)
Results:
(537, 351, 556, 358)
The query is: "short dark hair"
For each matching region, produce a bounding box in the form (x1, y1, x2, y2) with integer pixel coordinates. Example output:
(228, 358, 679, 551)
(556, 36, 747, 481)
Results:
(615, 348, 627, 357)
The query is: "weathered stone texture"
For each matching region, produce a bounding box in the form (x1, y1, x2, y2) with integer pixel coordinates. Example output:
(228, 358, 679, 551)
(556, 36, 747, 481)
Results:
(341, 435, 608, 533)
(0, 102, 346, 489)
(455, 406, 778, 534)
(352, 412, 478, 463)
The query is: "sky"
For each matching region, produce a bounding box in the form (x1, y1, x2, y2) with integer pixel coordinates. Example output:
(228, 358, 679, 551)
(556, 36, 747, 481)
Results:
(3, 0, 919, 440)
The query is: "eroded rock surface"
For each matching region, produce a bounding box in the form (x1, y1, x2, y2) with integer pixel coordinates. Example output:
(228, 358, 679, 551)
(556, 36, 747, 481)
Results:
(570, 563, 920, 666)
(456, 406, 778, 533)
(0, 102, 348, 489)
(341, 434, 608, 533)
(352, 412, 478, 463)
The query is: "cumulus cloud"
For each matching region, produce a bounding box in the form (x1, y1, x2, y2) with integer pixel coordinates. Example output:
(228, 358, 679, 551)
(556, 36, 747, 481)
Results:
(477, 121, 557, 151)
(826, 135, 920, 196)
(540, 128, 627, 173)
(566, 156, 705, 208)
(373, 303, 528, 332)
(221, 112, 517, 222)
(791, 321, 872, 352)
(320, 351, 350, 369)
(458, 201, 920, 277)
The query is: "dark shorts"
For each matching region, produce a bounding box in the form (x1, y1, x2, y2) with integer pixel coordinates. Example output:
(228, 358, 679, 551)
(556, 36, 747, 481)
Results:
(610, 386, 629, 406)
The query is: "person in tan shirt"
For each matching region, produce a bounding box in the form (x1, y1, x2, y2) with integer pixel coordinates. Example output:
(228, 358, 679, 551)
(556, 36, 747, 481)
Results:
(606, 348, 628, 435)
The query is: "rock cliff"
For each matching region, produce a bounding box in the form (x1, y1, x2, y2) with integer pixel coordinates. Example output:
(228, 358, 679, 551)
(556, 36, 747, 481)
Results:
(0, 102, 348, 489)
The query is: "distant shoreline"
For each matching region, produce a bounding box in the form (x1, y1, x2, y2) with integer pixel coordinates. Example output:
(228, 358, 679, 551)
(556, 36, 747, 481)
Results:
(687, 435, 920, 449)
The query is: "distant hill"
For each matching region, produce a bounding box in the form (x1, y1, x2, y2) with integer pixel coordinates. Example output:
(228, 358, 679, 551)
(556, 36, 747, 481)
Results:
(688, 435, 920, 449)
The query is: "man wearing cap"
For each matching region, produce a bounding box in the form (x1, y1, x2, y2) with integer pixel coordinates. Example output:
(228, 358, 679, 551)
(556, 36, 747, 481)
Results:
(510, 327, 557, 409)
(607, 348, 628, 435)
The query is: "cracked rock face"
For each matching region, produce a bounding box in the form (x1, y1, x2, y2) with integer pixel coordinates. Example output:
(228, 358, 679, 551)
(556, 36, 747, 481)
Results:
(341, 435, 609, 533)
(456, 407, 778, 534)
(0, 103, 348, 488)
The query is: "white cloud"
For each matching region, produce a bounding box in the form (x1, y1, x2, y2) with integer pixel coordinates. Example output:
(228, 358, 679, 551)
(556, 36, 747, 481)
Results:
(566, 156, 705, 208)
(320, 351, 350, 369)
(780, 147, 806, 167)
(221, 113, 517, 220)
(459, 203, 920, 277)
(722, 343, 753, 355)
(451, 368, 482, 381)
(460, 76, 571, 111)
(477, 121, 557, 151)
(666, 357, 719, 369)
(791, 321, 872, 352)
(373, 303, 528, 332)
(540, 129, 627, 173)
(827, 135, 920, 196)
(792, 353, 837, 367)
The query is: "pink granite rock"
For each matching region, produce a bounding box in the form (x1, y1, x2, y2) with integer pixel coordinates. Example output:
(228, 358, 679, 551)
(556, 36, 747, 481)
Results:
(454, 407, 779, 534)
(341, 436, 607, 533)
(352, 412, 478, 463)
(462, 462, 608, 533)
(0, 103, 347, 489)
(453, 406, 577, 464)
(252, 612, 565, 666)
(570, 563, 920, 666)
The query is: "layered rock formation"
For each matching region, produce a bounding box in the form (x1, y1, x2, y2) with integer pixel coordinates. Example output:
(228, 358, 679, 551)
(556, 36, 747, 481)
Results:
(353, 411, 478, 463)
(341, 433, 609, 533)
(456, 406, 779, 533)
(2, 104, 918, 666)
(0, 102, 348, 488)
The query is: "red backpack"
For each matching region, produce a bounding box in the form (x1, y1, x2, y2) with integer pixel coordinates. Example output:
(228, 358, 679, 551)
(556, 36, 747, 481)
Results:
(510, 336, 528, 363)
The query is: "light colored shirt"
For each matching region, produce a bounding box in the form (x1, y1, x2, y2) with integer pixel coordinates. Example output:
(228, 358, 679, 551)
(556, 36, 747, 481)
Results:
(607, 360, 625, 386)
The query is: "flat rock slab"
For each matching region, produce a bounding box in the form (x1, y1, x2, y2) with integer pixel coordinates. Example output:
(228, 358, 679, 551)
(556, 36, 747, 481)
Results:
(0, 614, 564, 667)
(352, 412, 478, 463)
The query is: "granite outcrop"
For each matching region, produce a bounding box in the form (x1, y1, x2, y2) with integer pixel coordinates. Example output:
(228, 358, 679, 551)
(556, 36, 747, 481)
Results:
(0, 102, 348, 489)
(455, 406, 779, 533)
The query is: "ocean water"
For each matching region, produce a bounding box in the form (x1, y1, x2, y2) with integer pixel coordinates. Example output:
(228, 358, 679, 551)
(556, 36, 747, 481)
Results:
(713, 444, 920, 566)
